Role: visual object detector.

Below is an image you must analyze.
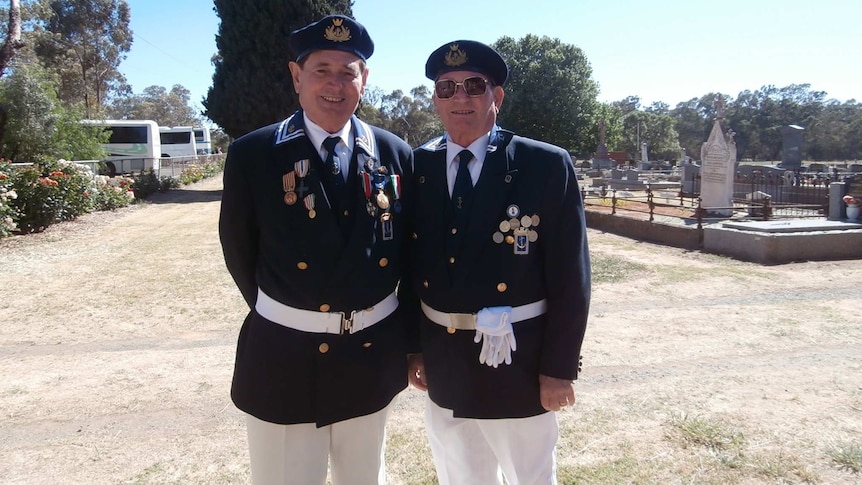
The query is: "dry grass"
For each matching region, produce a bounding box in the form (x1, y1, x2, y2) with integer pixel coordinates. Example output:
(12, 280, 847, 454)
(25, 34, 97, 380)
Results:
(1, 175, 861, 484)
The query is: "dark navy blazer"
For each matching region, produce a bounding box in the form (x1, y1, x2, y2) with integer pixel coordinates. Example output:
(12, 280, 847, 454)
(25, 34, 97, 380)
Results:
(220, 112, 414, 426)
(408, 127, 590, 419)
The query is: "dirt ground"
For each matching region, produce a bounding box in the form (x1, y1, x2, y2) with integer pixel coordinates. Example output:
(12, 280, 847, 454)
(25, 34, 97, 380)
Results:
(1, 175, 860, 484)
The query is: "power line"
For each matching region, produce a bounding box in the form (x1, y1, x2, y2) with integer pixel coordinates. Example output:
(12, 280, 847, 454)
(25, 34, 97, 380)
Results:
(132, 32, 188, 68)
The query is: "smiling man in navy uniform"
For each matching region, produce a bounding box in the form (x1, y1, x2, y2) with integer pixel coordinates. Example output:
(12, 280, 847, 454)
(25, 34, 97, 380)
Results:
(406, 40, 591, 485)
(219, 14, 413, 485)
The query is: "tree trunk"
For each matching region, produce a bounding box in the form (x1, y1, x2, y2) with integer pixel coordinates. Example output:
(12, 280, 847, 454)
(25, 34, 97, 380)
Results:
(0, 0, 25, 79)
(0, 0, 25, 148)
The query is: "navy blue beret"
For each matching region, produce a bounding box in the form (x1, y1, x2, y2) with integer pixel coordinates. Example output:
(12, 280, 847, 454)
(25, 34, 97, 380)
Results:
(425, 40, 508, 86)
(288, 15, 374, 62)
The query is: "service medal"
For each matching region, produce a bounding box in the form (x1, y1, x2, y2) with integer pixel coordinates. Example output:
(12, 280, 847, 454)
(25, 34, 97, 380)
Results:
(284, 191, 298, 205)
(376, 191, 390, 210)
(381, 214, 394, 241)
(514, 228, 530, 255)
(304, 194, 316, 219)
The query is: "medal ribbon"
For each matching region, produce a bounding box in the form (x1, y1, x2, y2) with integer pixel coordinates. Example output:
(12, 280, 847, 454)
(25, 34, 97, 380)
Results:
(390, 174, 400, 199)
(283, 171, 296, 192)
(295, 159, 309, 178)
(362, 172, 372, 198)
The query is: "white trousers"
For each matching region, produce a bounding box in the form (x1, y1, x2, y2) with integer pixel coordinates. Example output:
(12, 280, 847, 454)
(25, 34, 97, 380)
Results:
(245, 402, 393, 485)
(425, 396, 559, 485)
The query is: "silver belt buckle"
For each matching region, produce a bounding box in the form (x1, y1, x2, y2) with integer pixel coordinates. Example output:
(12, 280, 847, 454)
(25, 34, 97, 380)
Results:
(340, 310, 357, 335)
(449, 313, 477, 330)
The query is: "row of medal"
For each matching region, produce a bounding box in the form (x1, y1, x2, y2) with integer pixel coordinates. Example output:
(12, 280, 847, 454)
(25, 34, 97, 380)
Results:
(362, 168, 401, 241)
(282, 160, 317, 218)
(492, 204, 539, 255)
(280, 160, 401, 241)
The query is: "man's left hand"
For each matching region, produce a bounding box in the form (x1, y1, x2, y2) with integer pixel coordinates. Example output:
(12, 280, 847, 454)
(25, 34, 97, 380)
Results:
(539, 374, 575, 412)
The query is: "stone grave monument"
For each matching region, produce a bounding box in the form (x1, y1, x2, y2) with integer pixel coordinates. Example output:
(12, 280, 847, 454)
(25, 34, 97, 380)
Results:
(680, 159, 700, 195)
(780, 125, 804, 169)
(700, 100, 736, 216)
(591, 120, 613, 169)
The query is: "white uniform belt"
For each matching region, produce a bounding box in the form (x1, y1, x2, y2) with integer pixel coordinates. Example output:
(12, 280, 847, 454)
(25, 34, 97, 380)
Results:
(256, 288, 398, 335)
(420, 299, 547, 330)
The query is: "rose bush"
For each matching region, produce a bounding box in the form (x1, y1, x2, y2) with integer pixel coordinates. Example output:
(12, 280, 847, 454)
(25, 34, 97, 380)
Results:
(1, 155, 225, 238)
(0, 159, 19, 237)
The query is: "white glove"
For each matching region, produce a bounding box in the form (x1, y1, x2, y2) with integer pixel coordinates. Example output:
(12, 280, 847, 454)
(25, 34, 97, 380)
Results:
(473, 306, 516, 367)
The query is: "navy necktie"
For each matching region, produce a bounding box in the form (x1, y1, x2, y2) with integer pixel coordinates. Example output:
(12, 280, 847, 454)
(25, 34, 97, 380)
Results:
(452, 149, 474, 211)
(322, 136, 344, 189)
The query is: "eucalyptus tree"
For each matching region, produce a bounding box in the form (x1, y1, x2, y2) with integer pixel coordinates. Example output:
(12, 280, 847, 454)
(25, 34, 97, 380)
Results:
(492, 34, 599, 155)
(205, 0, 352, 138)
(619, 109, 680, 161)
(0, 0, 24, 78)
(108, 84, 201, 127)
(31, 0, 132, 118)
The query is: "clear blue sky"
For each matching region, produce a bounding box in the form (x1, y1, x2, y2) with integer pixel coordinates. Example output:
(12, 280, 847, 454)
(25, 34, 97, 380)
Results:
(121, 0, 860, 127)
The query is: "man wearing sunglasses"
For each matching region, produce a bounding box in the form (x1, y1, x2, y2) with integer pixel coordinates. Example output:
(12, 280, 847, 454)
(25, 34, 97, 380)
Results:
(406, 40, 591, 485)
(219, 15, 414, 485)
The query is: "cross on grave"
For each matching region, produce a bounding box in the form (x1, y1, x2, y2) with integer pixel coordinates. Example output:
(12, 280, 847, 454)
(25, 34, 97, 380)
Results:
(715, 97, 726, 120)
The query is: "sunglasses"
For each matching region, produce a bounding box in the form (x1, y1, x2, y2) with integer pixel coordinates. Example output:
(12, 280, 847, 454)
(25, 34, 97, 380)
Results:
(434, 76, 490, 98)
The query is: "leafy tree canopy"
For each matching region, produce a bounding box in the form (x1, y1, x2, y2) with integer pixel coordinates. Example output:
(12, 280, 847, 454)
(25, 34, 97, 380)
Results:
(31, 0, 132, 118)
(205, 0, 353, 138)
(492, 34, 599, 155)
(0, 62, 104, 162)
(108, 84, 202, 127)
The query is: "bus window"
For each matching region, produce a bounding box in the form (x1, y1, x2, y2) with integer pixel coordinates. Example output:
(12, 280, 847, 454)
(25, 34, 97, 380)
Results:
(159, 127, 197, 157)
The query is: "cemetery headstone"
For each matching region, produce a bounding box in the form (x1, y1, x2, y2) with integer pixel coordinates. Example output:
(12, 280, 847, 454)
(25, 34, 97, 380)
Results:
(780, 125, 804, 169)
(591, 120, 613, 169)
(700, 119, 736, 216)
(681, 161, 701, 195)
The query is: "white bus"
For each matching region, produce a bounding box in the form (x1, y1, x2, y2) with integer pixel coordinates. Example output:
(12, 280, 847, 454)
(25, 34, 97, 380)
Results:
(81, 119, 162, 175)
(159, 126, 198, 158)
(193, 127, 212, 154)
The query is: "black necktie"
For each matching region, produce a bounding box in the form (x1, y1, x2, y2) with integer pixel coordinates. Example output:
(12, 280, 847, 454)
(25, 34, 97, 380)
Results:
(452, 149, 474, 211)
(322, 136, 344, 190)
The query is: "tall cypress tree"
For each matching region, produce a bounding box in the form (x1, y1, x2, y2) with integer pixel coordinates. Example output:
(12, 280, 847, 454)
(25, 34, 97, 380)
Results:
(205, 0, 353, 138)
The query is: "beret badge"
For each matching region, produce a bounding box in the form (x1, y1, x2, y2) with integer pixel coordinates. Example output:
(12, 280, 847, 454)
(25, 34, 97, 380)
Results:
(324, 17, 351, 43)
(444, 43, 467, 67)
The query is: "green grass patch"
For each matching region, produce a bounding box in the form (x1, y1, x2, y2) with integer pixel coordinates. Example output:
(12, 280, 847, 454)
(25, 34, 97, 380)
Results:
(591, 254, 649, 284)
(827, 442, 862, 474)
(669, 413, 746, 453)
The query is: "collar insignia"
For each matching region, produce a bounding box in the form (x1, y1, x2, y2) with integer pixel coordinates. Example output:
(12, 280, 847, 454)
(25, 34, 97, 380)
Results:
(444, 43, 467, 67)
(324, 18, 351, 43)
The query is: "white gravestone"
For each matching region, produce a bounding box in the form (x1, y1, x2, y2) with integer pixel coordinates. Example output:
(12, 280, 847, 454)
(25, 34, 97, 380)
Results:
(700, 119, 737, 216)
